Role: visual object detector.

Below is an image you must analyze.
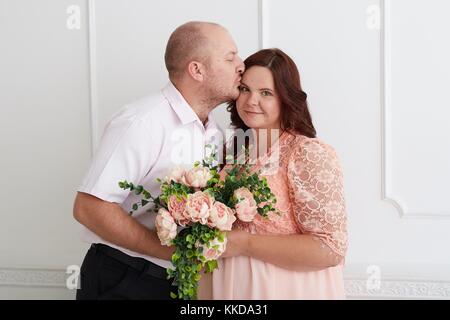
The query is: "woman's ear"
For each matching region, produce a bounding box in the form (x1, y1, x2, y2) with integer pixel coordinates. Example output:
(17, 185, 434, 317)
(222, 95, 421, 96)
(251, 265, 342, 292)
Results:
(187, 61, 205, 82)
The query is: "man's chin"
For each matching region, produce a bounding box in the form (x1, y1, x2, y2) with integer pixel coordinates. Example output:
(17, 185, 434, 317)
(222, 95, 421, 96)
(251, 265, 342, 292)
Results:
(229, 88, 240, 100)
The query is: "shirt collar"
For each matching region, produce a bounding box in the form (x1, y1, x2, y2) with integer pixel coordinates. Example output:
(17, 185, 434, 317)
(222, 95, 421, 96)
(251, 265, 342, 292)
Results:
(162, 81, 208, 126)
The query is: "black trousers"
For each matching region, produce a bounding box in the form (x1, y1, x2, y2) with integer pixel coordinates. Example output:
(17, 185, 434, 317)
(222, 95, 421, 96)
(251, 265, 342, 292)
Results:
(76, 244, 176, 300)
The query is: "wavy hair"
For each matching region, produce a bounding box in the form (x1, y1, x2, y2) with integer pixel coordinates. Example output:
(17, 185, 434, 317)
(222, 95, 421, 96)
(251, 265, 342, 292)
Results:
(227, 48, 316, 138)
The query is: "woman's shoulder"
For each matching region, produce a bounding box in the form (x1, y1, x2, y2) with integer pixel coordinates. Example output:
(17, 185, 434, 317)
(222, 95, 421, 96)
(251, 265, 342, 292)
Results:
(284, 132, 340, 160)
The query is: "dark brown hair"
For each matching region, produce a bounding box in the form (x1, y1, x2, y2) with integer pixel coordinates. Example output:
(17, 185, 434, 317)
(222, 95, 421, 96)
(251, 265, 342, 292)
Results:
(227, 48, 316, 138)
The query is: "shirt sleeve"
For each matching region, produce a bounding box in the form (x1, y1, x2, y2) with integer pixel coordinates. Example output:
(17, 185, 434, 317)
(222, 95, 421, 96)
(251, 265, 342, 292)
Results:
(287, 138, 348, 262)
(78, 115, 160, 203)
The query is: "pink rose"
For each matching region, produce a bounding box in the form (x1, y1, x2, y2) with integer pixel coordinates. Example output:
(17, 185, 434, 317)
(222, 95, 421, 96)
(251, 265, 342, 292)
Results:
(167, 195, 189, 226)
(234, 187, 258, 222)
(184, 166, 212, 188)
(185, 191, 214, 224)
(155, 208, 177, 246)
(208, 202, 236, 231)
(197, 237, 227, 261)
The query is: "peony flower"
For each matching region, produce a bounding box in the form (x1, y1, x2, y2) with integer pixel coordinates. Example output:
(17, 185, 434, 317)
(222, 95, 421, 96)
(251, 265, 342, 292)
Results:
(234, 187, 258, 222)
(185, 191, 214, 224)
(167, 195, 189, 226)
(166, 166, 187, 184)
(155, 208, 177, 246)
(197, 236, 227, 261)
(184, 166, 212, 188)
(208, 202, 236, 231)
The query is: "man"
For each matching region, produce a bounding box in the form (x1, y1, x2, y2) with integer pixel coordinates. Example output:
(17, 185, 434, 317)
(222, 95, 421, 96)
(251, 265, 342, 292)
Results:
(73, 21, 244, 299)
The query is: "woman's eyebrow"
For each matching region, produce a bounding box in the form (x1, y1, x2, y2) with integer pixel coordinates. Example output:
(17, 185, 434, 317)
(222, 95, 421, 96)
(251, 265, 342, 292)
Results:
(240, 82, 273, 92)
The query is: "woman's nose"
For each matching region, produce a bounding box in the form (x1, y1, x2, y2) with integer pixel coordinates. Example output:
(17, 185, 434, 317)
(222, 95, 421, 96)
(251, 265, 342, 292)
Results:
(246, 92, 259, 106)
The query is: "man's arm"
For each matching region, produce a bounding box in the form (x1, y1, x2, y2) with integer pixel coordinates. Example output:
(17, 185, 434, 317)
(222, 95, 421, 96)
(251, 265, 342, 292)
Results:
(73, 192, 174, 260)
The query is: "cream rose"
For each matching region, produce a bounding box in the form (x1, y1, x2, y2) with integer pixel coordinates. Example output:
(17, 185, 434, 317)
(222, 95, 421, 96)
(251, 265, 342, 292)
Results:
(166, 166, 187, 184)
(197, 236, 227, 261)
(155, 208, 177, 246)
(184, 166, 212, 188)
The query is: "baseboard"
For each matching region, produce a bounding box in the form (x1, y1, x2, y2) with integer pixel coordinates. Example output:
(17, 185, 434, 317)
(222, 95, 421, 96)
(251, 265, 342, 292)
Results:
(0, 268, 66, 287)
(1, 267, 449, 299)
(344, 277, 450, 299)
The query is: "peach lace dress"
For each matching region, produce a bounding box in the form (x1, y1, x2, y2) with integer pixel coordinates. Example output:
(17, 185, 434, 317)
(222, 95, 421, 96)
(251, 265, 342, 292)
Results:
(210, 132, 348, 299)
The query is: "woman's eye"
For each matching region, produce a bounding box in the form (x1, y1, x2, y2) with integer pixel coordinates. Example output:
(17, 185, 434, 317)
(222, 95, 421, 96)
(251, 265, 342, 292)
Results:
(261, 90, 272, 96)
(239, 86, 249, 92)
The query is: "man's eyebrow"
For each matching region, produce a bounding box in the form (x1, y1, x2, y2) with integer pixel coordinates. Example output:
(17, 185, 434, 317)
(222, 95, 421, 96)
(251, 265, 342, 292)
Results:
(227, 51, 237, 55)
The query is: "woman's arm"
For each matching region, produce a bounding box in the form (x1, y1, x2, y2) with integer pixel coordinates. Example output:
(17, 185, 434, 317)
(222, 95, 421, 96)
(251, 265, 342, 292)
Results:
(223, 230, 343, 270)
(223, 138, 348, 270)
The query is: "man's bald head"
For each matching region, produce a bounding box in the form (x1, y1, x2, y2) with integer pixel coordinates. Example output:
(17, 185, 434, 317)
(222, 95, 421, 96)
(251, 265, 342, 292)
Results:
(164, 21, 225, 81)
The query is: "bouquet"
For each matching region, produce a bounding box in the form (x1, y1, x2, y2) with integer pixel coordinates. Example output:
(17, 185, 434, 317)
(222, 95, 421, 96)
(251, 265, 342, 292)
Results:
(118, 146, 277, 299)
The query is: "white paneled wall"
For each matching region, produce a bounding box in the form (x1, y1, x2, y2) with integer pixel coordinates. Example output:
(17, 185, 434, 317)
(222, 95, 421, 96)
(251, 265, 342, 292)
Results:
(0, 0, 92, 300)
(1, 0, 449, 299)
(385, 0, 450, 217)
(92, 0, 259, 146)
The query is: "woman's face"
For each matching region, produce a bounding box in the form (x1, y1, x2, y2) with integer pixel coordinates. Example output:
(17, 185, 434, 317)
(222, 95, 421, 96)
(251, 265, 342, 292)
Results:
(236, 66, 282, 130)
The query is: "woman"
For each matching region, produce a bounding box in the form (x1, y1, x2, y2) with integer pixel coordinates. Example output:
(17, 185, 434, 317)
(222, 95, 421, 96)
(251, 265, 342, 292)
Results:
(210, 48, 348, 299)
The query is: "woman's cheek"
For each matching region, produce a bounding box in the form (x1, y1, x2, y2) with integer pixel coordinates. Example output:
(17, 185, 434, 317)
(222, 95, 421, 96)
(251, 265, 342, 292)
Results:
(236, 100, 246, 118)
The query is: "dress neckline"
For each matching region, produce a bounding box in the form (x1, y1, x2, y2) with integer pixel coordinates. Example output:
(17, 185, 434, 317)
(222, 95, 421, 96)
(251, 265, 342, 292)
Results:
(250, 130, 293, 172)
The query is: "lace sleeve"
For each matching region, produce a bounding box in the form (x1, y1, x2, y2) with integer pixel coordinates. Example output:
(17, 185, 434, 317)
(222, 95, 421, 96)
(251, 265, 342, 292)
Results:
(287, 138, 348, 264)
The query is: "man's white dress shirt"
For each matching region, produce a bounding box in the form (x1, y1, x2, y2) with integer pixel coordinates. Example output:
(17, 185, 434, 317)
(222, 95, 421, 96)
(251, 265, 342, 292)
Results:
(78, 82, 222, 268)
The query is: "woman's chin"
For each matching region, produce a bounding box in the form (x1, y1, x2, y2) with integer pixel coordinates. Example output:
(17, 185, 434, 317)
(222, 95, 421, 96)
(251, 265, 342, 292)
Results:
(243, 122, 260, 130)
(241, 118, 263, 130)
(248, 122, 271, 130)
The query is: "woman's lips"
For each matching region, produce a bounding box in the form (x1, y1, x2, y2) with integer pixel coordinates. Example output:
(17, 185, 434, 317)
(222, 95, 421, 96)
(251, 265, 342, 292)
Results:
(245, 111, 264, 115)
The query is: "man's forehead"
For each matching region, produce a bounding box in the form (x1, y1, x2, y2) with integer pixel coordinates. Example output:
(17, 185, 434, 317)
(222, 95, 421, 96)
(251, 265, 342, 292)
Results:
(219, 38, 238, 54)
(226, 48, 238, 55)
(211, 39, 237, 54)
(202, 26, 238, 53)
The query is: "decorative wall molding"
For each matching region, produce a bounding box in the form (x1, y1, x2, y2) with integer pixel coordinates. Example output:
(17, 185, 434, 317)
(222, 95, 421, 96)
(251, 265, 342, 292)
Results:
(87, 0, 99, 156)
(258, 0, 269, 49)
(0, 268, 66, 288)
(1, 267, 449, 299)
(380, 0, 450, 219)
(345, 277, 450, 299)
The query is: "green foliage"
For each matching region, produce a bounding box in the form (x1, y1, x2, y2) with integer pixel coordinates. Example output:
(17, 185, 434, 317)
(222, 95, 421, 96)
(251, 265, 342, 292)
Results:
(118, 180, 159, 215)
(167, 223, 225, 300)
(118, 144, 278, 300)
(219, 165, 277, 218)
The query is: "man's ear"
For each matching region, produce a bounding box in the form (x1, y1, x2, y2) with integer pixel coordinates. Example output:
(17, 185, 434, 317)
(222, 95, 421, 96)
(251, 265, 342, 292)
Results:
(187, 61, 205, 82)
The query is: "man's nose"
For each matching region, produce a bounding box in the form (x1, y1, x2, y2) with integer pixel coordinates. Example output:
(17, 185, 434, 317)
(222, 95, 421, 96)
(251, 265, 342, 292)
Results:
(236, 56, 245, 74)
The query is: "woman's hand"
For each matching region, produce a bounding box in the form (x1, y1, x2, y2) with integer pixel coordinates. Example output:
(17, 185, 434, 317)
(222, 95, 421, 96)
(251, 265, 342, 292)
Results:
(221, 229, 251, 258)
